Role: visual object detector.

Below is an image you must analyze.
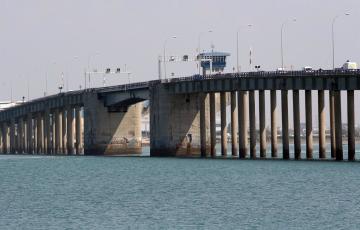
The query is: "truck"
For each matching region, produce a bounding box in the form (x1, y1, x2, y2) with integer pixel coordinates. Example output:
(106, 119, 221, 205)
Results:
(342, 60, 358, 70)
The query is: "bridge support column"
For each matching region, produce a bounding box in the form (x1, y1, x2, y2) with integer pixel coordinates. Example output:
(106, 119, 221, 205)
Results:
(231, 91, 238, 157)
(200, 93, 207, 158)
(36, 113, 44, 154)
(293, 90, 301, 159)
(18, 118, 24, 154)
(10, 118, 15, 154)
(334, 90, 343, 160)
(55, 109, 62, 154)
(259, 90, 266, 158)
(305, 90, 313, 159)
(44, 109, 51, 154)
(318, 90, 326, 159)
(271, 90, 278, 158)
(62, 108, 67, 154)
(210, 93, 216, 157)
(52, 113, 56, 154)
(347, 90, 355, 161)
(220, 92, 227, 157)
(249, 90, 256, 159)
(2, 122, 8, 154)
(281, 90, 289, 159)
(27, 113, 33, 154)
(329, 90, 336, 158)
(238, 91, 248, 158)
(67, 106, 75, 155)
(75, 106, 83, 155)
(85, 93, 142, 155)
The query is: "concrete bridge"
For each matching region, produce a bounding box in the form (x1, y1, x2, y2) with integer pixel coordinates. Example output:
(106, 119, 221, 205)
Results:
(1, 69, 360, 161)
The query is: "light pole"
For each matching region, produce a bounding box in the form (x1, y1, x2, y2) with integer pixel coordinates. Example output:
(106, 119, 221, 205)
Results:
(236, 24, 252, 72)
(198, 30, 213, 75)
(163, 36, 177, 79)
(86, 52, 100, 89)
(332, 13, 350, 69)
(281, 19, 296, 70)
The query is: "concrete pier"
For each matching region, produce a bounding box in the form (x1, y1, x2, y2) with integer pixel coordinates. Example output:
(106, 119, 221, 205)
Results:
(67, 107, 75, 155)
(44, 109, 51, 154)
(209, 92, 216, 157)
(62, 109, 67, 154)
(305, 90, 313, 159)
(2, 123, 8, 154)
(334, 91, 343, 160)
(18, 118, 24, 154)
(318, 90, 326, 159)
(231, 91, 238, 157)
(347, 90, 355, 161)
(249, 90, 256, 159)
(55, 109, 62, 154)
(220, 92, 227, 156)
(199, 93, 207, 157)
(36, 113, 43, 154)
(259, 90, 266, 158)
(27, 113, 33, 154)
(10, 118, 15, 154)
(75, 107, 83, 155)
(329, 90, 336, 158)
(281, 90, 289, 159)
(293, 90, 301, 159)
(238, 91, 248, 158)
(270, 90, 278, 158)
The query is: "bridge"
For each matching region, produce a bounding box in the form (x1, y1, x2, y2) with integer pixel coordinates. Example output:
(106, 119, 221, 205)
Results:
(0, 69, 360, 161)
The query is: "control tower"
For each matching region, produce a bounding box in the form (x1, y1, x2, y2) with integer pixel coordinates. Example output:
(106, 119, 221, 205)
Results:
(197, 51, 230, 76)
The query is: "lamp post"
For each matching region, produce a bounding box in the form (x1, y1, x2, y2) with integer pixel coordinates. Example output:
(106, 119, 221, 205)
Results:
(86, 52, 100, 89)
(163, 36, 177, 79)
(198, 30, 213, 75)
(332, 13, 350, 69)
(281, 19, 296, 70)
(236, 24, 252, 72)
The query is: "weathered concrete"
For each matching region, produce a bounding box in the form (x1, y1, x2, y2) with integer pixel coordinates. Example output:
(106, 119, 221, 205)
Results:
(44, 109, 51, 154)
(36, 113, 44, 154)
(85, 92, 142, 155)
(259, 90, 266, 158)
(249, 90, 256, 159)
(75, 107, 83, 155)
(329, 90, 336, 158)
(238, 91, 248, 158)
(281, 90, 289, 159)
(347, 90, 355, 161)
(220, 92, 227, 156)
(293, 90, 301, 159)
(200, 93, 207, 157)
(231, 91, 238, 156)
(27, 113, 33, 154)
(54, 109, 62, 154)
(270, 90, 278, 158)
(62, 108, 67, 154)
(334, 90, 343, 160)
(10, 118, 15, 154)
(318, 90, 326, 159)
(18, 118, 24, 154)
(209, 93, 216, 157)
(305, 90, 313, 159)
(2, 123, 8, 154)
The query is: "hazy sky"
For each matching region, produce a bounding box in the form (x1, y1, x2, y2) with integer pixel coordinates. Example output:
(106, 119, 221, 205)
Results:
(1, 0, 360, 125)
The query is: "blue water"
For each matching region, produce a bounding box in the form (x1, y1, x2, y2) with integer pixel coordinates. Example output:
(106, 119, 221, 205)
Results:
(1, 153, 360, 229)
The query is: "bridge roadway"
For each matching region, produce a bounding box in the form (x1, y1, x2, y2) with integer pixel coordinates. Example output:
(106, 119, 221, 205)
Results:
(0, 69, 359, 160)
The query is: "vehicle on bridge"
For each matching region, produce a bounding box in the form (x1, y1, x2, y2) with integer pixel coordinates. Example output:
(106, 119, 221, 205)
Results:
(342, 60, 358, 70)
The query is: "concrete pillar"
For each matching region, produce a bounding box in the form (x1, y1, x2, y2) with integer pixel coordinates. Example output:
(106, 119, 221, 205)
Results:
(249, 90, 256, 159)
(55, 109, 62, 154)
(27, 113, 33, 154)
(305, 90, 313, 159)
(44, 109, 51, 154)
(329, 90, 336, 158)
(62, 108, 67, 154)
(200, 93, 207, 157)
(67, 107, 75, 155)
(259, 90, 266, 158)
(34, 119, 38, 154)
(210, 93, 216, 157)
(318, 90, 326, 159)
(293, 90, 301, 159)
(238, 91, 248, 158)
(347, 90, 355, 161)
(220, 92, 227, 156)
(334, 90, 343, 160)
(18, 118, 24, 154)
(10, 118, 16, 154)
(2, 123, 8, 154)
(231, 91, 238, 157)
(270, 90, 278, 158)
(22, 118, 27, 153)
(36, 113, 44, 154)
(0, 125, 2, 154)
(52, 114, 56, 154)
(281, 90, 289, 159)
(75, 106, 83, 155)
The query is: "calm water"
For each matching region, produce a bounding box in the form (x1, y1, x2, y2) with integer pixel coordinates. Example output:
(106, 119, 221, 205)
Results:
(1, 150, 360, 229)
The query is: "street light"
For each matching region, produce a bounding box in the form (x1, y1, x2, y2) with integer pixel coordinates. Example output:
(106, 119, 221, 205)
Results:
(163, 36, 177, 79)
(236, 24, 252, 72)
(332, 13, 350, 69)
(86, 52, 100, 89)
(280, 18, 296, 70)
(197, 30, 213, 75)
